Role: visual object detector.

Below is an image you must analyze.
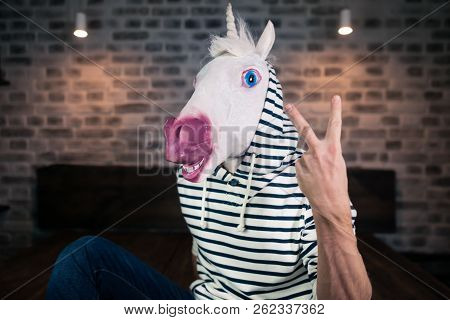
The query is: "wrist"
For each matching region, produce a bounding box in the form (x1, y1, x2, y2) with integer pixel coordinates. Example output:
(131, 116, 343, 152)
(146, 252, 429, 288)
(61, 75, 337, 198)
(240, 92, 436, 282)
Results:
(312, 208, 357, 250)
(312, 206, 353, 229)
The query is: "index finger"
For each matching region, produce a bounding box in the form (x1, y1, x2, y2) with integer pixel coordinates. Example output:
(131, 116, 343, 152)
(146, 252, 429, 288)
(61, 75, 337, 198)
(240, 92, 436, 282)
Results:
(325, 95, 342, 143)
(284, 104, 320, 150)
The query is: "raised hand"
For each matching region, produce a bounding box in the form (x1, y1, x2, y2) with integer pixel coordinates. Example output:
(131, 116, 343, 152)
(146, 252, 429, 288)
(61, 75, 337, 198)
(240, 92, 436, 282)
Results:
(285, 95, 352, 228)
(285, 95, 372, 299)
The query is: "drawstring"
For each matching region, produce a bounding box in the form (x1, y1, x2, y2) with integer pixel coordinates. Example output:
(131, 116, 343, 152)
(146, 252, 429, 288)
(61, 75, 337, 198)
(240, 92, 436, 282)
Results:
(236, 153, 256, 232)
(200, 178, 208, 228)
(200, 178, 208, 229)
(199, 153, 257, 232)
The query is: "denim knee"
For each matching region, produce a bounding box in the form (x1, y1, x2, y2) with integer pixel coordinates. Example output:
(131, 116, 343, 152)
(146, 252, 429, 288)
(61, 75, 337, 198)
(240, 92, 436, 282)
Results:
(54, 235, 107, 268)
(46, 235, 104, 299)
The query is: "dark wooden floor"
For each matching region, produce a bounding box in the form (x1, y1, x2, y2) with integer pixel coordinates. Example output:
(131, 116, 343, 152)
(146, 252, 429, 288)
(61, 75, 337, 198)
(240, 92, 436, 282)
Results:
(0, 232, 449, 300)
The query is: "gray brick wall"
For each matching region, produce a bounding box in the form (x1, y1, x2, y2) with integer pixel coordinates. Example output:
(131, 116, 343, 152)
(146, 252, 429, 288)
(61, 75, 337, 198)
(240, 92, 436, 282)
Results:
(0, 0, 449, 254)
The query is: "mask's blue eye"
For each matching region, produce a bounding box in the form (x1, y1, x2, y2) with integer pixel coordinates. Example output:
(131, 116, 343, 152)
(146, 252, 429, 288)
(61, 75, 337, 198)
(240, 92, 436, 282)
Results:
(242, 68, 261, 88)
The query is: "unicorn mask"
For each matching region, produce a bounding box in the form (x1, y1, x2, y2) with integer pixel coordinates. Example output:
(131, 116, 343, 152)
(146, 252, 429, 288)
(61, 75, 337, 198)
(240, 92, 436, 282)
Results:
(164, 3, 276, 182)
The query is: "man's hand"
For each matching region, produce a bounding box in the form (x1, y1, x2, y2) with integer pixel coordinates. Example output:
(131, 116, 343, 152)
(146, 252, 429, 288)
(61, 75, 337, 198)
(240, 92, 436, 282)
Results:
(285, 95, 352, 228)
(285, 95, 372, 300)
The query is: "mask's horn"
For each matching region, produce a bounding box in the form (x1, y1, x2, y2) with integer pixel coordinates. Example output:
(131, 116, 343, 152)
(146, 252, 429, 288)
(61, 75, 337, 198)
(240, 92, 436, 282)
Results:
(226, 3, 238, 39)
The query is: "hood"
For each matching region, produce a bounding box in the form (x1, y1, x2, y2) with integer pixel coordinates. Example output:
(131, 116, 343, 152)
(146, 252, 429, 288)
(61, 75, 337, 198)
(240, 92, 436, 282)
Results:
(212, 63, 303, 199)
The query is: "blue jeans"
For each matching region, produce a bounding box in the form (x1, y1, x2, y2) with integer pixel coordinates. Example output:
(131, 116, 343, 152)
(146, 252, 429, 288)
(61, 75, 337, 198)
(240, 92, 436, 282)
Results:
(46, 236, 195, 300)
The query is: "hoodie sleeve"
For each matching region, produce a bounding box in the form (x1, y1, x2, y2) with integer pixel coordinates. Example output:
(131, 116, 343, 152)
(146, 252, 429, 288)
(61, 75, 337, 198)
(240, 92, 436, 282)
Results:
(300, 200, 357, 300)
(191, 237, 198, 256)
(299, 204, 319, 299)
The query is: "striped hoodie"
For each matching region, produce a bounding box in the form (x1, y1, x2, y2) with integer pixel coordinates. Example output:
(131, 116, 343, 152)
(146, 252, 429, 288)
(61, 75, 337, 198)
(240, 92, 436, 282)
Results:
(177, 64, 357, 300)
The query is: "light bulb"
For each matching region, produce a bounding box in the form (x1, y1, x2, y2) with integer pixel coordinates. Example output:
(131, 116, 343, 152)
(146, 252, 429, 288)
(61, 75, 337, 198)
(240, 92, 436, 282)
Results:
(338, 26, 353, 35)
(74, 29, 88, 38)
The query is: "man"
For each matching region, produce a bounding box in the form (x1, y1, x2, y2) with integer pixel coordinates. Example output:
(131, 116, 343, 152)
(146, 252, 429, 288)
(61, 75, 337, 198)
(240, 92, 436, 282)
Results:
(46, 96, 372, 300)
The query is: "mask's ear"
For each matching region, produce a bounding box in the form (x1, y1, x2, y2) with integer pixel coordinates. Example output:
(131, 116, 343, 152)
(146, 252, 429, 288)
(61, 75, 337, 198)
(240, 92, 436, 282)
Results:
(255, 20, 275, 60)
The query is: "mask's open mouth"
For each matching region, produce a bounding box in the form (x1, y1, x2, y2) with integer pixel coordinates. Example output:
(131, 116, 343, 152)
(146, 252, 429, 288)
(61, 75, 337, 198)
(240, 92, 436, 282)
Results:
(181, 156, 208, 182)
(163, 113, 213, 182)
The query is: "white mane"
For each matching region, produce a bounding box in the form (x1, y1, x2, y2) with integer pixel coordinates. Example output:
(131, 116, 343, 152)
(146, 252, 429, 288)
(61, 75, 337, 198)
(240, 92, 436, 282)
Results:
(209, 18, 256, 58)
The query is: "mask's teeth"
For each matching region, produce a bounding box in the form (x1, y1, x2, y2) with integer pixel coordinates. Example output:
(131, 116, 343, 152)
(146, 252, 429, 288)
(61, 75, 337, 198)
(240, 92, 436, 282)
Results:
(182, 158, 204, 174)
(194, 158, 204, 170)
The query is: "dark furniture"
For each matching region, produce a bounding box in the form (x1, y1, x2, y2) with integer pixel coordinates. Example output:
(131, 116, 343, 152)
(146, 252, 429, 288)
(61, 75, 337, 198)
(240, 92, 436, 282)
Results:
(0, 205, 10, 215)
(347, 168, 396, 233)
(36, 166, 186, 231)
(35, 165, 395, 233)
(1, 165, 449, 299)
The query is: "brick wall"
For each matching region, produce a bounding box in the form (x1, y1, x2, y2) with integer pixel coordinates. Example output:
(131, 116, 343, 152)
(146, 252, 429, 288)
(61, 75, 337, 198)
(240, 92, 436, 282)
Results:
(0, 0, 449, 254)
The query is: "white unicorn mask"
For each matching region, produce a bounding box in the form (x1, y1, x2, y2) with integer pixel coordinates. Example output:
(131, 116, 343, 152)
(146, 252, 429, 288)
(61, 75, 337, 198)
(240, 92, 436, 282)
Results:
(164, 3, 276, 182)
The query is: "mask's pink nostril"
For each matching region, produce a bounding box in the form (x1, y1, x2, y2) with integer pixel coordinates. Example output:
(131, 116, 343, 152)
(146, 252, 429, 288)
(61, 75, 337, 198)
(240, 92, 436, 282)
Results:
(164, 114, 212, 165)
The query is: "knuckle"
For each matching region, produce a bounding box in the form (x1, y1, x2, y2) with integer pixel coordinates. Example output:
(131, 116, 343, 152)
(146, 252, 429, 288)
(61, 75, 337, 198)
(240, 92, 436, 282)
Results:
(301, 125, 311, 137)
(331, 119, 342, 127)
(327, 143, 338, 154)
(310, 150, 320, 161)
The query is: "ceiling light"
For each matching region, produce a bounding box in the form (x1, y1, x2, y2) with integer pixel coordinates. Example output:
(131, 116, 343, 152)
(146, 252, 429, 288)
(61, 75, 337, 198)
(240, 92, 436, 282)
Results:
(338, 8, 353, 35)
(74, 12, 88, 38)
